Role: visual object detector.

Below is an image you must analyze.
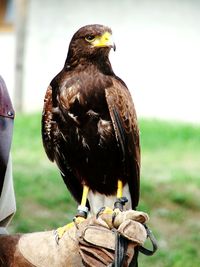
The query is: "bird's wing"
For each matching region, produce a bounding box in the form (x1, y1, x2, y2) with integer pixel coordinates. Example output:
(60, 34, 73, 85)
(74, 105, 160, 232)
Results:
(42, 85, 83, 204)
(105, 79, 140, 209)
(42, 85, 55, 161)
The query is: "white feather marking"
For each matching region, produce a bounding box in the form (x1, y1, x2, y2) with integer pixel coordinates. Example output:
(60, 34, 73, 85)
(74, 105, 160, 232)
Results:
(76, 128, 80, 141)
(82, 137, 90, 150)
(68, 112, 79, 124)
(60, 132, 67, 142)
(100, 119, 108, 126)
(88, 184, 131, 215)
(68, 85, 73, 93)
(68, 112, 77, 120)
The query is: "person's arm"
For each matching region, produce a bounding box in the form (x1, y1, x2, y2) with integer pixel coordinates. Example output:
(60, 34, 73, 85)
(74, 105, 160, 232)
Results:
(0, 76, 15, 234)
(0, 209, 152, 267)
(0, 155, 16, 234)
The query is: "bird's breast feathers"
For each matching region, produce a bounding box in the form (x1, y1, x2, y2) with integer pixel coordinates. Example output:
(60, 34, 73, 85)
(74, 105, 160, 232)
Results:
(57, 71, 111, 124)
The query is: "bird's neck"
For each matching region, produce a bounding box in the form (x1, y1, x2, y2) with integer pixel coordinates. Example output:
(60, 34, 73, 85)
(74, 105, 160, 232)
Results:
(64, 53, 114, 76)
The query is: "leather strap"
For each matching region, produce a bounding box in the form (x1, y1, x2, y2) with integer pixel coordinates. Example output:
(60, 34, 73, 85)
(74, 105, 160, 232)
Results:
(138, 224, 158, 256)
(0, 76, 15, 196)
(113, 233, 128, 267)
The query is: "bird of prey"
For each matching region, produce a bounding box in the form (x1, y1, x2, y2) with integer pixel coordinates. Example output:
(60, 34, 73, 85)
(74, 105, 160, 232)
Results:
(42, 24, 140, 235)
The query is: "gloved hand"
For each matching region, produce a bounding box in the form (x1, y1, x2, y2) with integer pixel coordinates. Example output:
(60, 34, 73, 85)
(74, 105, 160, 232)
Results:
(0, 210, 149, 267)
(77, 209, 149, 267)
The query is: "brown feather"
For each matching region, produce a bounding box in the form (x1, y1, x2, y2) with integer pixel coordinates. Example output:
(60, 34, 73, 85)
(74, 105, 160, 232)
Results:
(105, 79, 140, 208)
(42, 86, 55, 161)
(42, 24, 140, 209)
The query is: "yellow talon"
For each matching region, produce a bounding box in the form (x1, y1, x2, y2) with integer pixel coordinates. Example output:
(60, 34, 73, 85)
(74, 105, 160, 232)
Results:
(96, 206, 113, 218)
(74, 216, 86, 224)
(56, 216, 86, 240)
(113, 208, 121, 215)
(103, 207, 113, 214)
(56, 222, 75, 239)
(55, 185, 89, 242)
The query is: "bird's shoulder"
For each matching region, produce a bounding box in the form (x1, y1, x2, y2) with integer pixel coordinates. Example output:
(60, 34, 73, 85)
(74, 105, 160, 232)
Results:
(57, 66, 113, 90)
(49, 67, 114, 111)
(105, 76, 139, 143)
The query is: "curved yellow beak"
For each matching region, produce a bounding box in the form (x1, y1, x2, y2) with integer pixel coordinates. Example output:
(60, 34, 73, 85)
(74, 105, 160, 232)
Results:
(92, 32, 116, 51)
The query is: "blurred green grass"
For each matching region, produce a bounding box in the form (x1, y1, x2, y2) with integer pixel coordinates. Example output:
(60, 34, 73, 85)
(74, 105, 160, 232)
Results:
(9, 113, 200, 267)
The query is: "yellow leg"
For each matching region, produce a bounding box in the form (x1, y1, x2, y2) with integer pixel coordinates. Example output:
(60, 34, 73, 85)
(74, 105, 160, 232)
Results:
(81, 185, 89, 206)
(97, 179, 124, 218)
(55, 185, 89, 241)
(76, 185, 89, 221)
(114, 179, 128, 211)
(117, 179, 123, 198)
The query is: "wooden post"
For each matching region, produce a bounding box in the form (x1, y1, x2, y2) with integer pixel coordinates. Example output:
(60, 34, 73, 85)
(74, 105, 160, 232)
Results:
(14, 0, 28, 112)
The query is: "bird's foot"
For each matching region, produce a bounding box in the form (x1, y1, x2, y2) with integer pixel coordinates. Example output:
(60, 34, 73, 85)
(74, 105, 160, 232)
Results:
(96, 198, 128, 221)
(54, 216, 86, 244)
(96, 206, 113, 218)
(54, 221, 75, 243)
(113, 197, 128, 211)
(73, 215, 86, 227)
(112, 197, 128, 224)
(55, 205, 88, 243)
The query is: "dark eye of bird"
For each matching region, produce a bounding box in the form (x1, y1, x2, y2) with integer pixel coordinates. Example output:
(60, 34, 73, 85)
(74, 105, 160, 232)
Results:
(85, 35, 95, 42)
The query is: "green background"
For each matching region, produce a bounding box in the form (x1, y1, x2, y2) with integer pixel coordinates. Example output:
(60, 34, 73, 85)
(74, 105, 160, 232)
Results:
(9, 113, 200, 267)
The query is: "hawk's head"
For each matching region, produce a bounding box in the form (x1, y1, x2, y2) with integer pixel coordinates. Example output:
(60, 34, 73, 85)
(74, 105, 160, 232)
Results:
(66, 24, 116, 65)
